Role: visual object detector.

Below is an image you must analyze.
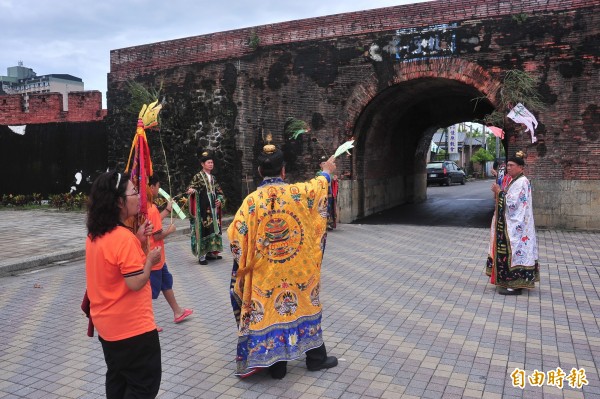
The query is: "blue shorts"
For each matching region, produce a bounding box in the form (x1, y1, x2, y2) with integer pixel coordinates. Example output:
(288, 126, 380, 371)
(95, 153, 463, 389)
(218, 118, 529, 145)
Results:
(149, 263, 174, 299)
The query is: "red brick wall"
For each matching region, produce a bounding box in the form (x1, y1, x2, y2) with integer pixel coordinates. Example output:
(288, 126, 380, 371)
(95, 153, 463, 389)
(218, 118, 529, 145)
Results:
(105, 0, 599, 218)
(0, 91, 106, 125)
(109, 0, 598, 82)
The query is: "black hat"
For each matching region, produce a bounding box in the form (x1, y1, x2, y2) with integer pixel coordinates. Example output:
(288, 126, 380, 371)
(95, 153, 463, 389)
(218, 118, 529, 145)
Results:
(508, 151, 525, 166)
(198, 149, 214, 163)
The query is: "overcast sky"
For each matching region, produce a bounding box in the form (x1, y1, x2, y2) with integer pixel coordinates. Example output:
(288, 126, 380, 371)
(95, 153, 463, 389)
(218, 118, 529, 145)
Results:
(1, 0, 431, 107)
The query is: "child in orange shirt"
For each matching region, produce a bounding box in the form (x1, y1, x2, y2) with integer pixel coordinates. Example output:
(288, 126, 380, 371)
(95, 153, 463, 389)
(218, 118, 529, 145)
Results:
(148, 175, 193, 330)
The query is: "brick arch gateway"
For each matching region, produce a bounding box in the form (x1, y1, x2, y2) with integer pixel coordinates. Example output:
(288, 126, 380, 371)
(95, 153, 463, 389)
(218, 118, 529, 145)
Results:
(342, 58, 499, 222)
(108, 0, 600, 229)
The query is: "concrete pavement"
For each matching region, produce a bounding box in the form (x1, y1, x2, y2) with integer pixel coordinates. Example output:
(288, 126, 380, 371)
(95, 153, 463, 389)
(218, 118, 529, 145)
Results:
(0, 209, 599, 398)
(0, 209, 191, 277)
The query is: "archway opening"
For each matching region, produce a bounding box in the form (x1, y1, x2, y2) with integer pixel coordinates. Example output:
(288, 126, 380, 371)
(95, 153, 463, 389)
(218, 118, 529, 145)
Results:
(349, 77, 495, 223)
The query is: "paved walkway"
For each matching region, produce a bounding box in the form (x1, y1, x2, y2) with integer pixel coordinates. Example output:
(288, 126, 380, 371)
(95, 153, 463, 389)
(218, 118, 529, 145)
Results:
(0, 210, 599, 398)
(0, 209, 191, 276)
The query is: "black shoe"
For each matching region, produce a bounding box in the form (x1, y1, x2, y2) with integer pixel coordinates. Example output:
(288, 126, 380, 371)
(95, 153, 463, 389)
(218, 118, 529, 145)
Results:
(199, 259, 208, 265)
(498, 287, 522, 295)
(268, 362, 287, 379)
(206, 254, 223, 260)
(307, 356, 338, 371)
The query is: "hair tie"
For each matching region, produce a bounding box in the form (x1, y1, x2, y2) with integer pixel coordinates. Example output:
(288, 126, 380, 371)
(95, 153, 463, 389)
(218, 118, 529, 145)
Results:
(115, 173, 121, 189)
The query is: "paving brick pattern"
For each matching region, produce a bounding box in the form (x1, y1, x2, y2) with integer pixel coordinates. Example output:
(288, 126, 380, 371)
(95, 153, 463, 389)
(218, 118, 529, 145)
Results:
(0, 211, 599, 398)
(0, 210, 87, 272)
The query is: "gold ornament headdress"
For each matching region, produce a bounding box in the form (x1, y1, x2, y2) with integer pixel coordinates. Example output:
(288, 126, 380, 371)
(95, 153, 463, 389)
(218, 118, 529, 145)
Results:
(263, 132, 276, 154)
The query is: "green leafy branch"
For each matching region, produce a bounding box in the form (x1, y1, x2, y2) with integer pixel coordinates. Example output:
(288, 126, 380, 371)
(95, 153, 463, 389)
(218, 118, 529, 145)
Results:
(125, 80, 163, 119)
(248, 31, 260, 50)
(474, 69, 545, 128)
(284, 117, 310, 140)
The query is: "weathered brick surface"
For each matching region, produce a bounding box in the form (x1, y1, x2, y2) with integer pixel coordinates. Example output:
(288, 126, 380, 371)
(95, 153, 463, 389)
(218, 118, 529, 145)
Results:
(109, 0, 598, 81)
(0, 91, 106, 124)
(105, 0, 599, 227)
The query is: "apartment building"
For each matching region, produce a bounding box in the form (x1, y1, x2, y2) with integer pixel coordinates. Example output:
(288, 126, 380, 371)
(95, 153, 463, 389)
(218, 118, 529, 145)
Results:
(0, 62, 84, 111)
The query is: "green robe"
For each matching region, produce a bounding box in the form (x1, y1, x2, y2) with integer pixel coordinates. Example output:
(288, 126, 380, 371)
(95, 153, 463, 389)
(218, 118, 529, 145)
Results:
(188, 171, 224, 259)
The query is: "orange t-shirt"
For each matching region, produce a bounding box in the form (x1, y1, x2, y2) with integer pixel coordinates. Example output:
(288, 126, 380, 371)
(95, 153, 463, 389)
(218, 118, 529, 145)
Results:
(85, 226, 155, 341)
(147, 204, 166, 270)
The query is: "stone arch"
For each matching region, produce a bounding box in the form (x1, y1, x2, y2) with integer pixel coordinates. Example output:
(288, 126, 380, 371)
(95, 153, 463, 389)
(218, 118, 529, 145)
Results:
(337, 58, 501, 222)
(344, 58, 501, 134)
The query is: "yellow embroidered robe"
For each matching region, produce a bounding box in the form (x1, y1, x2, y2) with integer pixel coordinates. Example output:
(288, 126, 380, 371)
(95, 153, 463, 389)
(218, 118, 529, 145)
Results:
(227, 175, 329, 375)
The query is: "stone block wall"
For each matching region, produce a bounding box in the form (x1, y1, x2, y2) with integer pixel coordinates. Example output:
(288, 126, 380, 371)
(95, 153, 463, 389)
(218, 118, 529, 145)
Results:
(533, 180, 600, 230)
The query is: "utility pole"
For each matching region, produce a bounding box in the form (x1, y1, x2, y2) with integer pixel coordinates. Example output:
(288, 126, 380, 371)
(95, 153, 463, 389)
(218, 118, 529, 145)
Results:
(483, 125, 487, 151)
(469, 123, 473, 174)
(438, 128, 446, 161)
(495, 136, 500, 159)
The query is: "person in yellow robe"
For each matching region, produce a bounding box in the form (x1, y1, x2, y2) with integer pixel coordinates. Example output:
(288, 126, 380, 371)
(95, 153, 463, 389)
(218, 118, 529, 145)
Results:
(228, 138, 338, 379)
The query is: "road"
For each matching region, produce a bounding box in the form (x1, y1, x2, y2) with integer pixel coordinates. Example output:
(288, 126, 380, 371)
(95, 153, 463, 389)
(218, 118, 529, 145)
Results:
(356, 179, 495, 227)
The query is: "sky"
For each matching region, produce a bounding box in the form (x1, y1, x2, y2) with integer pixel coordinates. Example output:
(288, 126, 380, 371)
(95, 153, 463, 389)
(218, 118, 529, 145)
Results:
(1, 0, 431, 108)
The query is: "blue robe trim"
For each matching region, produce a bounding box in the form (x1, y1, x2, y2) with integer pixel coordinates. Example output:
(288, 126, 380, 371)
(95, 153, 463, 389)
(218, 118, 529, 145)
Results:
(235, 312, 324, 375)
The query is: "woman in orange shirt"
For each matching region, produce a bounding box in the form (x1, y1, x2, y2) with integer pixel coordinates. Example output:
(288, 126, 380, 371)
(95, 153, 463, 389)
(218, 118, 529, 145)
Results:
(86, 171, 162, 398)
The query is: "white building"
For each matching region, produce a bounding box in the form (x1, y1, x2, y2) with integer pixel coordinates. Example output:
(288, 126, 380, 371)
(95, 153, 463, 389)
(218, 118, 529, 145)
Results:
(0, 62, 84, 111)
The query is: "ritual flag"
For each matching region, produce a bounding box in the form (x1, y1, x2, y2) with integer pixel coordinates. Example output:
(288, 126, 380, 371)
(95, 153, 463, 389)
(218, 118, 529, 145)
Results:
(507, 103, 538, 143)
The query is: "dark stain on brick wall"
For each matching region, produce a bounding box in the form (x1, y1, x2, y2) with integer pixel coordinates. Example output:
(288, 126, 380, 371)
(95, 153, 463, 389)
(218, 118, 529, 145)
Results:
(558, 60, 584, 78)
(500, 52, 524, 70)
(535, 57, 558, 106)
(311, 112, 325, 131)
(372, 56, 398, 92)
(222, 63, 238, 95)
(267, 61, 289, 90)
(249, 76, 265, 89)
(293, 45, 339, 87)
(337, 47, 361, 65)
(537, 82, 558, 105)
(201, 78, 216, 91)
(535, 122, 548, 158)
(267, 52, 293, 90)
(577, 34, 600, 58)
(536, 142, 548, 158)
(496, 14, 569, 45)
(582, 104, 600, 141)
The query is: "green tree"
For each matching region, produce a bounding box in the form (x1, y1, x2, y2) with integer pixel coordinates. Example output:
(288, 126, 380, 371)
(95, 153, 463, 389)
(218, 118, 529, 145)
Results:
(433, 149, 447, 161)
(471, 148, 495, 177)
(486, 134, 506, 159)
(463, 124, 482, 174)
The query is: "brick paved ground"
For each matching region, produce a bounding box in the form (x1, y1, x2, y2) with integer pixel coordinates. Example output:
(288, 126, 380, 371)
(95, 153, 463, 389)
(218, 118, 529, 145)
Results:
(0, 210, 599, 398)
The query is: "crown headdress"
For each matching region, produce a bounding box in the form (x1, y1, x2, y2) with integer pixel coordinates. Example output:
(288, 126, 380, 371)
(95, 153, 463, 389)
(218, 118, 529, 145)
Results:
(263, 132, 276, 154)
(515, 150, 525, 158)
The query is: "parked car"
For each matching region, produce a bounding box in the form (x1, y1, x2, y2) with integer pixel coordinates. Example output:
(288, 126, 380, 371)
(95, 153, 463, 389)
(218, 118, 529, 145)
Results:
(426, 161, 466, 186)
